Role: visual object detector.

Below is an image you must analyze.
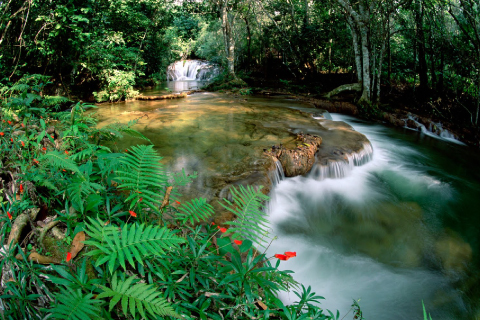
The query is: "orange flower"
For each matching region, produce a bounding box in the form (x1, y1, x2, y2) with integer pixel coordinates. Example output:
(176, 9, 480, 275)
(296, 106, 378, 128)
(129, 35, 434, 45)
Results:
(21, 123, 25, 128)
(129, 210, 137, 217)
(66, 252, 72, 262)
(0, 132, 4, 136)
(234, 240, 243, 245)
(50, 135, 54, 139)
(7, 211, 12, 220)
(19, 184, 24, 194)
(284, 251, 296, 257)
(62, 169, 66, 172)
(21, 141, 25, 147)
(275, 254, 289, 261)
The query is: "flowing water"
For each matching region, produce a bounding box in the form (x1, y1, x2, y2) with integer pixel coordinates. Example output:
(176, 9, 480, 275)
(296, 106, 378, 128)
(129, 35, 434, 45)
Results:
(95, 87, 480, 319)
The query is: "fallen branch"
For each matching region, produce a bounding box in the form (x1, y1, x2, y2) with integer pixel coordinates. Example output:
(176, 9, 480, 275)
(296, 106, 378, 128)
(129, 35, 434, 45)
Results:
(7, 208, 40, 247)
(324, 83, 362, 99)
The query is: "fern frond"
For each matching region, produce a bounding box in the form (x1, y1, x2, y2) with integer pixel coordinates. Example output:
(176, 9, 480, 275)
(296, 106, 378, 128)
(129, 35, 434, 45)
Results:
(66, 178, 104, 213)
(220, 185, 270, 246)
(103, 120, 150, 142)
(97, 274, 180, 319)
(84, 218, 184, 274)
(41, 95, 70, 107)
(171, 168, 197, 187)
(48, 287, 102, 320)
(41, 151, 81, 174)
(177, 198, 214, 224)
(8, 83, 30, 93)
(116, 145, 168, 212)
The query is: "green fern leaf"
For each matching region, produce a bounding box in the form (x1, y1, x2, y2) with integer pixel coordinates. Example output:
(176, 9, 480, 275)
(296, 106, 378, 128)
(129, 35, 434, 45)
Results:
(84, 218, 184, 274)
(177, 198, 214, 224)
(220, 185, 270, 246)
(97, 274, 180, 319)
(116, 145, 168, 212)
(41, 150, 81, 174)
(49, 287, 102, 320)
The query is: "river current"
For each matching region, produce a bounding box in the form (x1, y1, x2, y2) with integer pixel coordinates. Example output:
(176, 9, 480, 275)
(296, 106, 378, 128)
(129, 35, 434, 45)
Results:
(96, 85, 480, 319)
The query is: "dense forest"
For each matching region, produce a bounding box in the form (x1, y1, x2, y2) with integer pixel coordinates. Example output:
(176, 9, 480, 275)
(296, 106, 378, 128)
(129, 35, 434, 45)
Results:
(1, 0, 480, 129)
(0, 0, 479, 319)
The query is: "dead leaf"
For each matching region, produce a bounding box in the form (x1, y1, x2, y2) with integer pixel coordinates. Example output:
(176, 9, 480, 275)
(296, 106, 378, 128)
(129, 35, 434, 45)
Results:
(205, 292, 220, 298)
(69, 231, 85, 259)
(16, 252, 60, 264)
(256, 300, 268, 310)
(160, 186, 173, 209)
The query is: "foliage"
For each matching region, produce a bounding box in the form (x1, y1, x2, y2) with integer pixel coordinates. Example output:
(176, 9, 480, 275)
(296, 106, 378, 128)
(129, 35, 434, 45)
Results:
(0, 79, 338, 320)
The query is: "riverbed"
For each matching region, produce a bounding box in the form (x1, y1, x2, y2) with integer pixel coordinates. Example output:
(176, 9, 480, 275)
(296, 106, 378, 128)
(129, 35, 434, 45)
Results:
(95, 85, 480, 319)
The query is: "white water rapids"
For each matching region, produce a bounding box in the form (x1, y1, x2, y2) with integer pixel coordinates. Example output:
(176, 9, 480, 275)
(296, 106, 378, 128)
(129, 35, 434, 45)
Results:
(266, 114, 468, 319)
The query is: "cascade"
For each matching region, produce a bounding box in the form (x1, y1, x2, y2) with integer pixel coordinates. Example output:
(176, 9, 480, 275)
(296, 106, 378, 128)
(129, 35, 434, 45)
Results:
(405, 114, 465, 145)
(167, 60, 220, 81)
(309, 142, 374, 180)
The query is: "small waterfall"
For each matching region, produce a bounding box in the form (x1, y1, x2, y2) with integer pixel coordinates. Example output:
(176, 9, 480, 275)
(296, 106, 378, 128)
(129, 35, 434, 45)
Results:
(309, 142, 374, 180)
(405, 114, 465, 145)
(271, 160, 286, 185)
(167, 60, 220, 81)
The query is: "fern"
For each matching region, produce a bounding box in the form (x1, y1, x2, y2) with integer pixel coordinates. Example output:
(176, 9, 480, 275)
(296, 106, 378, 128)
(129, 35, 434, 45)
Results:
(48, 287, 102, 320)
(84, 218, 185, 273)
(116, 145, 168, 212)
(220, 185, 270, 246)
(103, 119, 150, 142)
(41, 150, 81, 174)
(177, 198, 214, 224)
(97, 273, 180, 319)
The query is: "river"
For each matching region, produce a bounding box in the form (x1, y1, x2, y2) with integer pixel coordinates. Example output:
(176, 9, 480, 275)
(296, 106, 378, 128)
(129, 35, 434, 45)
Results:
(95, 84, 480, 319)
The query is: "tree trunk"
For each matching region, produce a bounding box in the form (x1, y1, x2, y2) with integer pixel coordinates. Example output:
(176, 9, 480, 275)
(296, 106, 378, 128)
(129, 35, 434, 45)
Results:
(415, 0, 428, 93)
(221, 3, 235, 77)
(359, 20, 371, 103)
(346, 15, 362, 82)
(244, 17, 251, 70)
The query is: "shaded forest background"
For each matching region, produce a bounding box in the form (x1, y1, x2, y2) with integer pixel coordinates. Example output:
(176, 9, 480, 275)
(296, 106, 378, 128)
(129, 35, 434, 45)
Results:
(1, 0, 480, 132)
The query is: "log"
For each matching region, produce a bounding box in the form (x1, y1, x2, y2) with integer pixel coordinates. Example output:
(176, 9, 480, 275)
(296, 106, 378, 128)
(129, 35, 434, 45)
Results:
(136, 92, 187, 100)
(324, 83, 362, 99)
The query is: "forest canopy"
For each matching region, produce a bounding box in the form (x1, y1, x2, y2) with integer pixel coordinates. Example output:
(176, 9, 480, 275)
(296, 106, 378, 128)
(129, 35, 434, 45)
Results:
(1, 0, 479, 124)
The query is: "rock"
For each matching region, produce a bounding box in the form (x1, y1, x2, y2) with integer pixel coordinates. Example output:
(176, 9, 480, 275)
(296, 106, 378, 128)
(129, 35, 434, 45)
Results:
(265, 133, 322, 177)
(434, 230, 472, 274)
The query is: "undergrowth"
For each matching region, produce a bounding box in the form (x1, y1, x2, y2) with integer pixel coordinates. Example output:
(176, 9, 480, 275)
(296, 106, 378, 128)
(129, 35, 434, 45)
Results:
(0, 75, 342, 319)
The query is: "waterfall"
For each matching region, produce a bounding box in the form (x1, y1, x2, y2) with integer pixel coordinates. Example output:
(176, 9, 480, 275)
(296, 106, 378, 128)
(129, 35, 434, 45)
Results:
(271, 160, 286, 185)
(167, 60, 220, 81)
(405, 114, 465, 145)
(309, 142, 374, 180)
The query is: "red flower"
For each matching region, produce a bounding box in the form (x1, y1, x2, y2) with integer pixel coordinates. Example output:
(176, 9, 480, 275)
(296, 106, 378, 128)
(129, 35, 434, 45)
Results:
(42, 147, 46, 151)
(40, 116, 43, 119)
(7, 211, 12, 220)
(234, 240, 243, 245)
(284, 251, 296, 257)
(218, 227, 227, 233)
(0, 132, 4, 136)
(66, 252, 72, 262)
(21, 141, 25, 147)
(19, 184, 24, 194)
(211, 222, 215, 226)
(33, 159, 39, 164)
(10, 138, 13, 142)
(62, 169, 66, 172)
(175, 201, 181, 205)
(21, 123, 25, 128)
(139, 197, 143, 202)
(275, 254, 289, 261)
(50, 135, 54, 139)
(125, 149, 128, 152)
(129, 210, 137, 217)
(7, 120, 12, 125)
(64, 150, 68, 155)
